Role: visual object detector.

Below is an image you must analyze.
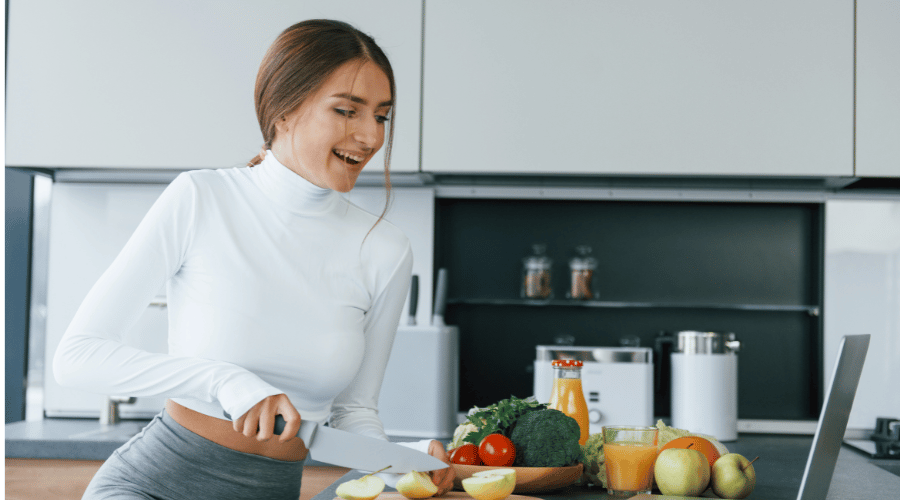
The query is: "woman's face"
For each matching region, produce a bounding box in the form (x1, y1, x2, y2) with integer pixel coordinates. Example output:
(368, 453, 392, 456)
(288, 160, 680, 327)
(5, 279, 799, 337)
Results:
(271, 60, 392, 193)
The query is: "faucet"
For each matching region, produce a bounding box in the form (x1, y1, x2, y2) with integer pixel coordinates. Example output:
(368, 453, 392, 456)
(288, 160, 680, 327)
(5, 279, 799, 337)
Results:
(100, 396, 136, 425)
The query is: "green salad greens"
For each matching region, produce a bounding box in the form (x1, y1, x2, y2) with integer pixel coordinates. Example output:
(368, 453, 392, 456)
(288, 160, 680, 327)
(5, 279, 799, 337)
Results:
(461, 396, 547, 445)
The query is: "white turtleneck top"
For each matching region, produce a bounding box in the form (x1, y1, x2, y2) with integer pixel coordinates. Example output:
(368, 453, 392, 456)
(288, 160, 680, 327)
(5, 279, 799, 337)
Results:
(52, 152, 421, 452)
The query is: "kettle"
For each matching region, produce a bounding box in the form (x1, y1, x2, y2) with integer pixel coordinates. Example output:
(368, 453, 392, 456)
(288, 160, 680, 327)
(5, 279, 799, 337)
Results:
(670, 331, 740, 442)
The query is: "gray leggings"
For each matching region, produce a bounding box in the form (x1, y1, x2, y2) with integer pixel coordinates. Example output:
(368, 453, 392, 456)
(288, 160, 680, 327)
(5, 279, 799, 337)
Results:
(82, 410, 305, 500)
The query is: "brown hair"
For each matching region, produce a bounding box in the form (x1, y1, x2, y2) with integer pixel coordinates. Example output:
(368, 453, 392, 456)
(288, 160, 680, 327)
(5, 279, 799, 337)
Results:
(248, 19, 396, 219)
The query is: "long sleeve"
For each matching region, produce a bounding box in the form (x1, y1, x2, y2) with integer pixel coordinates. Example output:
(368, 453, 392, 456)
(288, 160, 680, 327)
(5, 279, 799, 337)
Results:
(329, 240, 414, 439)
(52, 173, 283, 420)
(325, 240, 438, 485)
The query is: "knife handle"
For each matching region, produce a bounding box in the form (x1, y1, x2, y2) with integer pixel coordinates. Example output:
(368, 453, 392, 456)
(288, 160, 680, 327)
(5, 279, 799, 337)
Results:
(224, 411, 312, 442)
(408, 275, 419, 324)
(273, 415, 317, 444)
(274, 414, 287, 435)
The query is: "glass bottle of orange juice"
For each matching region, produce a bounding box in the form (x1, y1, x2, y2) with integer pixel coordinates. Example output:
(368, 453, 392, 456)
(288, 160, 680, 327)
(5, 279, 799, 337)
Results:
(548, 359, 589, 445)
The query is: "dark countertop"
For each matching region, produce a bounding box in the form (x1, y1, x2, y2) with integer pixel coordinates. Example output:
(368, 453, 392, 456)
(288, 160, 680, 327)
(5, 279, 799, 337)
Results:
(5, 418, 150, 461)
(4, 417, 427, 467)
(8, 420, 899, 498)
(310, 435, 900, 500)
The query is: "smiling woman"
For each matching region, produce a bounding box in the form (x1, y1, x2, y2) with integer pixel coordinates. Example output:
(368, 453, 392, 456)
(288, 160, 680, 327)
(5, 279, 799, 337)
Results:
(51, 18, 454, 500)
(270, 60, 392, 193)
(249, 19, 397, 199)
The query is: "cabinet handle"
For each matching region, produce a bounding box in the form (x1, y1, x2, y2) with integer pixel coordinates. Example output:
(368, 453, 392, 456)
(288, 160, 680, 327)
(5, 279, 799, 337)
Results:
(149, 296, 167, 308)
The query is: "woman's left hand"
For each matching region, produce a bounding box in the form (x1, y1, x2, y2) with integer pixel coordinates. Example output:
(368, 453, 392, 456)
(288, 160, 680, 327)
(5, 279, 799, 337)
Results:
(427, 440, 456, 496)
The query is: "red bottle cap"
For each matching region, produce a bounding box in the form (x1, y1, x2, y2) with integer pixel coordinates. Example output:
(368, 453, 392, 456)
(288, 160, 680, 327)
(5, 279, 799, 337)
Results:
(551, 359, 583, 367)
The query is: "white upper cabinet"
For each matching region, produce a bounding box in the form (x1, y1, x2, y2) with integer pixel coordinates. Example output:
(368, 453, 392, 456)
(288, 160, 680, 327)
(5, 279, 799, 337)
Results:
(423, 0, 854, 176)
(6, 0, 422, 172)
(856, 0, 900, 177)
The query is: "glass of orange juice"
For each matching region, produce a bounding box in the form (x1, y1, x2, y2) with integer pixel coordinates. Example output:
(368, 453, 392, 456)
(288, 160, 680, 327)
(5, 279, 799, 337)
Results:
(602, 425, 659, 498)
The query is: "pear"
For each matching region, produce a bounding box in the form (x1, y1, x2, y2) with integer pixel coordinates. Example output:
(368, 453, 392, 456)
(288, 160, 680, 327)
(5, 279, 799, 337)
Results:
(396, 471, 439, 499)
(461, 468, 516, 500)
(336, 474, 386, 500)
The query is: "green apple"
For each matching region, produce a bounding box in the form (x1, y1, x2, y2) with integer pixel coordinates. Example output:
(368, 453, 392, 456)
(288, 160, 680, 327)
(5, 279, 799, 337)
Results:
(336, 474, 386, 500)
(396, 470, 439, 499)
(461, 468, 516, 500)
(711, 453, 757, 499)
(654, 448, 710, 497)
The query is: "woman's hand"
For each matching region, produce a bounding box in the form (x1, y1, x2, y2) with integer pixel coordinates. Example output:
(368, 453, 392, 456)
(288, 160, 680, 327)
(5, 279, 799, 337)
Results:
(233, 393, 302, 444)
(427, 440, 456, 496)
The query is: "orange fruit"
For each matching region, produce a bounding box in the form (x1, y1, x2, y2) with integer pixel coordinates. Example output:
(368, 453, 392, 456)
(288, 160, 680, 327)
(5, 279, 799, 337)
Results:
(660, 436, 721, 470)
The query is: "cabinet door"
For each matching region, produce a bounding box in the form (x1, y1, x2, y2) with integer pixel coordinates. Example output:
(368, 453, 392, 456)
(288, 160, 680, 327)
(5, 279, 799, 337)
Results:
(423, 0, 853, 176)
(5, 0, 422, 172)
(857, 0, 900, 177)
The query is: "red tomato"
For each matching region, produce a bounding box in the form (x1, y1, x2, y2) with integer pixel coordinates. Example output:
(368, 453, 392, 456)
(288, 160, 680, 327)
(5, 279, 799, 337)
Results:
(450, 443, 483, 465)
(478, 434, 516, 467)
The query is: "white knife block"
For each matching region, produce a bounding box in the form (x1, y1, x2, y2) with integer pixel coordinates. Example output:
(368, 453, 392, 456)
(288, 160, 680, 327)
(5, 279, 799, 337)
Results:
(378, 325, 460, 439)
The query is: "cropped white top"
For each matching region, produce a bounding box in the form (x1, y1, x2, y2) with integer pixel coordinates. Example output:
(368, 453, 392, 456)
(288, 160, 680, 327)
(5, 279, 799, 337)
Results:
(53, 151, 418, 447)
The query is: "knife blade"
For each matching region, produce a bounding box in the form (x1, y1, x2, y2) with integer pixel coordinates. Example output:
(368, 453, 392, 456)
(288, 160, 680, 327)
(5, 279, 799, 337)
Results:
(273, 415, 448, 473)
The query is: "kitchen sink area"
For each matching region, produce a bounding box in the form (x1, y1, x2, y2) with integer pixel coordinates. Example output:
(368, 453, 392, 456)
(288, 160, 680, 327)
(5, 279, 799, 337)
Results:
(4, 416, 430, 465)
(5, 418, 150, 460)
(64, 422, 147, 442)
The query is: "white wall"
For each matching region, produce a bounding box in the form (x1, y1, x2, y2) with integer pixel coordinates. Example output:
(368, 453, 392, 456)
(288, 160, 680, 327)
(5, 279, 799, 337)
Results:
(824, 200, 900, 430)
(44, 182, 171, 417)
(344, 187, 436, 324)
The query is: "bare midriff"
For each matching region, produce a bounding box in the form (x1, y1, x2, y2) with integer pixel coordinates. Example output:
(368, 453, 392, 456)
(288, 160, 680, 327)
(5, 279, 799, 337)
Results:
(165, 400, 308, 462)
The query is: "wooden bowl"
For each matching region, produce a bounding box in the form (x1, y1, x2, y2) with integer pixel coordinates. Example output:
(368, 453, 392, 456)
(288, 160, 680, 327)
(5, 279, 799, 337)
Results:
(450, 463, 583, 494)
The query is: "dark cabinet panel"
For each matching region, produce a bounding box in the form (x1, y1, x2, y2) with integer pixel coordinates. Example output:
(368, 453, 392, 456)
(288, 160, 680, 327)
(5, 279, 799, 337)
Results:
(436, 198, 824, 420)
(6, 169, 34, 423)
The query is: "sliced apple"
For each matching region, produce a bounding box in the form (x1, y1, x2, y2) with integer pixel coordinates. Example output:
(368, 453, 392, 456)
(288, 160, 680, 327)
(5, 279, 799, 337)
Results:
(336, 474, 386, 500)
(396, 470, 439, 499)
(461, 468, 516, 500)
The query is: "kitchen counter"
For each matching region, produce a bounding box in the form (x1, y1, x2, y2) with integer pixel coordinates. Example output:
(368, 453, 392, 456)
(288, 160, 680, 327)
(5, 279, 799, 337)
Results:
(5, 418, 150, 461)
(4, 417, 432, 466)
(311, 435, 900, 500)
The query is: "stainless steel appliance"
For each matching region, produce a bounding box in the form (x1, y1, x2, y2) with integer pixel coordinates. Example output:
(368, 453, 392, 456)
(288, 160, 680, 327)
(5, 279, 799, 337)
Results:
(670, 330, 741, 441)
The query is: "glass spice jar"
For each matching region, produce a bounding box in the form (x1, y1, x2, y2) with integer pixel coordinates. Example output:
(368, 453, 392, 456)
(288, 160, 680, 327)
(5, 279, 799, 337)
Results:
(521, 244, 552, 300)
(568, 245, 597, 300)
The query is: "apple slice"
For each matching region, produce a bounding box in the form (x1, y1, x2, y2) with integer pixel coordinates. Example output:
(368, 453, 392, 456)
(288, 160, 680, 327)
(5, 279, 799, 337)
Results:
(396, 470, 439, 499)
(336, 474, 386, 500)
(461, 468, 516, 500)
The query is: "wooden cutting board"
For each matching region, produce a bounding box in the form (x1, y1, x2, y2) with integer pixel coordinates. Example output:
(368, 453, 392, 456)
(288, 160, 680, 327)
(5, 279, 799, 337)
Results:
(334, 490, 541, 500)
(375, 493, 541, 500)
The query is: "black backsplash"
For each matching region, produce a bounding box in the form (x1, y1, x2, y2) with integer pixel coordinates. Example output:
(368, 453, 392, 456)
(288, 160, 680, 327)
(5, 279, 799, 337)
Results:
(435, 198, 824, 420)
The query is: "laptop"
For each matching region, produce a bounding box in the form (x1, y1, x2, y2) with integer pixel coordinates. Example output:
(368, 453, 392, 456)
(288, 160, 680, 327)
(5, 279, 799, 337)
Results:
(629, 334, 871, 500)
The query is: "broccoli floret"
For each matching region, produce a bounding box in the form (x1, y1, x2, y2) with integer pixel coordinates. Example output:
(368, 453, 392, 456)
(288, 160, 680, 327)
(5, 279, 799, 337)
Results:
(579, 432, 606, 487)
(508, 408, 584, 467)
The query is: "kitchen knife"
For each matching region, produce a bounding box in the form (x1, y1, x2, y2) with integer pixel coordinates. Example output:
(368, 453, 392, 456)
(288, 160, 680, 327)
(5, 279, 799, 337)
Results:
(272, 415, 447, 473)
(431, 268, 448, 327)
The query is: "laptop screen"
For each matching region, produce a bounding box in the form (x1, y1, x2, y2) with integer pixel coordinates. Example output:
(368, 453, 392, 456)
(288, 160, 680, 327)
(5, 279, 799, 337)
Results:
(796, 334, 870, 500)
